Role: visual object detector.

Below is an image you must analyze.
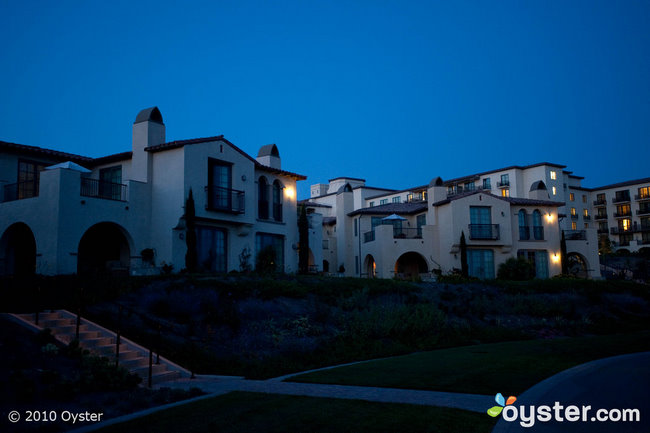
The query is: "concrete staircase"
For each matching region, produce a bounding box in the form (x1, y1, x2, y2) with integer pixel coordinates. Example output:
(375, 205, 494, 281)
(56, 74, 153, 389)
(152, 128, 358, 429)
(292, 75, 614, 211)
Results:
(8, 310, 191, 386)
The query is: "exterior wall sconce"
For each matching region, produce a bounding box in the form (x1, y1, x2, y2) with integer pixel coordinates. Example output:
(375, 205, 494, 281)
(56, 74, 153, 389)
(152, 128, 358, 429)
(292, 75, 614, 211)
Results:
(546, 213, 554, 223)
(552, 253, 560, 263)
(284, 186, 295, 200)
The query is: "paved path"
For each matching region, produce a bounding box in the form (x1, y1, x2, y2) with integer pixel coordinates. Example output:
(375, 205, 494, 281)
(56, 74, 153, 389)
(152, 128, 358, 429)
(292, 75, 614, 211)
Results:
(492, 351, 650, 433)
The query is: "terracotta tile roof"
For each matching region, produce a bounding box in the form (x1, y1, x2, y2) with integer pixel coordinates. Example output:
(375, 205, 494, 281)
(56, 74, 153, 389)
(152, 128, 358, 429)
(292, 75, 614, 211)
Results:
(443, 162, 567, 185)
(299, 200, 332, 208)
(432, 190, 564, 207)
(588, 177, 650, 191)
(146, 135, 307, 180)
(348, 201, 428, 216)
(365, 184, 428, 200)
(0, 140, 92, 163)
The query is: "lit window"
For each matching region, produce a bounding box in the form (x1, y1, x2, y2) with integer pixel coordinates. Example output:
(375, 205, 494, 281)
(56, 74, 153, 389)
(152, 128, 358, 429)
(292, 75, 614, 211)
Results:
(622, 219, 631, 231)
(571, 221, 577, 230)
(583, 209, 589, 217)
(571, 207, 577, 216)
(639, 187, 650, 199)
(552, 186, 557, 195)
(582, 195, 587, 203)
(584, 223, 589, 229)
(501, 188, 510, 197)
(569, 193, 574, 201)
(550, 171, 557, 180)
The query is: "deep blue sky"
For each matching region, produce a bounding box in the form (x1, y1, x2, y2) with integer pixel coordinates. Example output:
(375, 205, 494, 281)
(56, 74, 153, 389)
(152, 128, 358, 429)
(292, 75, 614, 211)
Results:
(1, 1, 649, 198)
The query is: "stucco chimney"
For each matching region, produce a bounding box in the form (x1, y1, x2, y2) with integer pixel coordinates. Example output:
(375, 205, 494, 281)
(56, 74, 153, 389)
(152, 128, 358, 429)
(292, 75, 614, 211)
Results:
(256, 144, 281, 170)
(132, 107, 165, 183)
(427, 176, 447, 204)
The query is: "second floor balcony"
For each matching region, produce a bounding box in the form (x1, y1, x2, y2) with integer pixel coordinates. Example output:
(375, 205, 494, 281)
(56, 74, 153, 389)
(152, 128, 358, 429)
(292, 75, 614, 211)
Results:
(613, 211, 632, 218)
(563, 230, 587, 241)
(594, 214, 608, 221)
(497, 180, 510, 188)
(469, 224, 500, 240)
(2, 180, 38, 202)
(637, 208, 650, 216)
(635, 194, 650, 201)
(393, 227, 423, 239)
(80, 178, 127, 201)
(205, 185, 245, 213)
(612, 195, 631, 204)
(593, 199, 607, 206)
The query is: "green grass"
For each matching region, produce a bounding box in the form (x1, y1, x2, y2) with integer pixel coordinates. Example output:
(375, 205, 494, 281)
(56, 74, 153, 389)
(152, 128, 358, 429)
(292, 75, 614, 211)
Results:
(96, 391, 495, 433)
(289, 331, 650, 396)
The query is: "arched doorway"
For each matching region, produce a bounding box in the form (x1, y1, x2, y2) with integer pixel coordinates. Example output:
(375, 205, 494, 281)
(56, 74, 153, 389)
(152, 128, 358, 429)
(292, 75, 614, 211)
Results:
(0, 223, 36, 276)
(78, 222, 132, 275)
(394, 252, 428, 279)
(364, 254, 376, 278)
(566, 252, 588, 278)
(322, 260, 329, 273)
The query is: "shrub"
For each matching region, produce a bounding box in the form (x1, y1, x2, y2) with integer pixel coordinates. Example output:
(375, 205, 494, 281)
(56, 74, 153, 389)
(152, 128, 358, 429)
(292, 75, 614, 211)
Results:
(497, 257, 535, 281)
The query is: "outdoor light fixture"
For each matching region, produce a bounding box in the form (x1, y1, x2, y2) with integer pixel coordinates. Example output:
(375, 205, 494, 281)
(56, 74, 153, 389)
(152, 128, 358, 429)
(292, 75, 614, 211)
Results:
(284, 186, 295, 200)
(546, 213, 554, 223)
(552, 253, 560, 263)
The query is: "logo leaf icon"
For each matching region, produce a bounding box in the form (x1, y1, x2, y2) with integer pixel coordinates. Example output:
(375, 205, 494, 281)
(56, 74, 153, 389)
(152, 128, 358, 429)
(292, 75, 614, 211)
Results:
(495, 393, 505, 406)
(506, 396, 517, 405)
(487, 406, 504, 417)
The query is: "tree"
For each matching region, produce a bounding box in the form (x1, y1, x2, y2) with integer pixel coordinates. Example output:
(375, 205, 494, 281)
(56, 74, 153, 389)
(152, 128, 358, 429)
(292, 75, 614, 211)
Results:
(460, 231, 468, 278)
(560, 230, 568, 275)
(598, 235, 613, 255)
(185, 189, 198, 273)
(298, 204, 309, 274)
(497, 257, 535, 280)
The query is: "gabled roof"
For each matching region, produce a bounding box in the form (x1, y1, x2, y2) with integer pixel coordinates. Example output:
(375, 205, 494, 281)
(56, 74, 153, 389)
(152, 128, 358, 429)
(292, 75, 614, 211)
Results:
(145, 135, 306, 180)
(0, 140, 92, 164)
(348, 201, 428, 216)
(432, 190, 564, 207)
(365, 184, 428, 200)
(444, 162, 567, 185)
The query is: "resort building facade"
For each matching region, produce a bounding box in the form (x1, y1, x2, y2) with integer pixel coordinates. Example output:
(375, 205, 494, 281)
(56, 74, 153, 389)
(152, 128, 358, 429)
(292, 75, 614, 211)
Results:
(302, 163, 603, 280)
(0, 107, 305, 276)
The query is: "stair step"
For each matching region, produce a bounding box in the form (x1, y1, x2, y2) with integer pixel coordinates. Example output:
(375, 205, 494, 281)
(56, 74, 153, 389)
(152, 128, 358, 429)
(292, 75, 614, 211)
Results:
(94, 344, 129, 356)
(80, 337, 115, 349)
(40, 318, 75, 328)
(132, 364, 169, 377)
(119, 357, 150, 369)
(19, 312, 63, 321)
(151, 370, 181, 385)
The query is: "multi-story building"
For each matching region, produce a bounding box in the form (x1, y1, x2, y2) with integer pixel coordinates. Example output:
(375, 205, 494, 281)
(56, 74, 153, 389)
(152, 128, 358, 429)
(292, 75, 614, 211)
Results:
(571, 178, 650, 253)
(303, 163, 602, 279)
(0, 107, 306, 276)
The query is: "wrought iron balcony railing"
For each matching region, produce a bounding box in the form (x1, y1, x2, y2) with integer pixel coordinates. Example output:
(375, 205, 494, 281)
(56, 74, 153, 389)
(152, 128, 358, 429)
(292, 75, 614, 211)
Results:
(2, 180, 38, 202)
(563, 230, 587, 240)
(206, 185, 245, 213)
(468, 224, 500, 240)
(81, 178, 127, 201)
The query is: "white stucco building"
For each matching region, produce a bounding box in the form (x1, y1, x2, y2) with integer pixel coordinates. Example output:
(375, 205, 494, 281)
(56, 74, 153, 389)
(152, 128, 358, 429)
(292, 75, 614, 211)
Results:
(302, 163, 604, 279)
(0, 107, 306, 276)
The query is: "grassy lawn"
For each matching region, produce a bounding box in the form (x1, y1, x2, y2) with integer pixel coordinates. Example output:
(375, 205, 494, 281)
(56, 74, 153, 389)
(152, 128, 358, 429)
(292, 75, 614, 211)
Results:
(96, 391, 496, 433)
(289, 331, 650, 395)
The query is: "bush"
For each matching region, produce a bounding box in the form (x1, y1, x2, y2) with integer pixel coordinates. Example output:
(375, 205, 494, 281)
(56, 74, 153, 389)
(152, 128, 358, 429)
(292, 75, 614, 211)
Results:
(498, 257, 535, 281)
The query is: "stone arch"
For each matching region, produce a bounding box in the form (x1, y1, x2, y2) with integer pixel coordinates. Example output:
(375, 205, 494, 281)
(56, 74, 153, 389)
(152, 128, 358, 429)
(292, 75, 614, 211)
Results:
(77, 222, 133, 275)
(566, 252, 588, 278)
(0, 222, 37, 276)
(363, 254, 376, 278)
(394, 252, 428, 279)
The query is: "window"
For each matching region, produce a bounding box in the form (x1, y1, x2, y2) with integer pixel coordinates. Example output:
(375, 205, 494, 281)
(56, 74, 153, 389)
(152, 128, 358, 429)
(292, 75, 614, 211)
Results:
(572, 221, 577, 230)
(599, 222, 608, 232)
(468, 249, 494, 279)
(518, 209, 529, 240)
(99, 166, 123, 200)
(392, 196, 401, 203)
(583, 209, 589, 217)
(597, 193, 606, 202)
(570, 207, 577, 216)
(466, 181, 475, 191)
(532, 210, 543, 240)
(470, 206, 495, 239)
(272, 180, 283, 221)
(552, 186, 557, 195)
(500, 174, 509, 186)
(371, 217, 383, 229)
(407, 193, 413, 202)
(380, 199, 388, 205)
(517, 250, 549, 278)
(354, 219, 358, 236)
(196, 227, 227, 272)
(483, 178, 491, 190)
(208, 159, 235, 211)
(550, 171, 557, 180)
(639, 187, 650, 199)
(501, 188, 510, 197)
(258, 176, 269, 219)
(416, 214, 426, 236)
(584, 223, 589, 229)
(619, 219, 631, 232)
(582, 195, 587, 203)
(255, 233, 284, 271)
(569, 193, 575, 201)
(616, 204, 631, 217)
(16, 160, 47, 199)
(615, 190, 630, 202)
(369, 201, 375, 207)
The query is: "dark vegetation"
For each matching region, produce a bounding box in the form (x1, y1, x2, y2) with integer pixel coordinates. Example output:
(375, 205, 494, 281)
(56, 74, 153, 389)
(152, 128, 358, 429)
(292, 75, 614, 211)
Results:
(4, 274, 649, 380)
(0, 316, 202, 432)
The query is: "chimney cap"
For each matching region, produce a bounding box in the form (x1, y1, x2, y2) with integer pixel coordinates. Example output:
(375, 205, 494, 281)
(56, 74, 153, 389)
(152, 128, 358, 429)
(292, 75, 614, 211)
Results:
(134, 107, 164, 125)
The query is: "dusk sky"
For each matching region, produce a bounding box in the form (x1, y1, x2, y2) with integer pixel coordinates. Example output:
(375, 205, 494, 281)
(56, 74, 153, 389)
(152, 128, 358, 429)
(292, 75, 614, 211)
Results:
(1, 1, 648, 199)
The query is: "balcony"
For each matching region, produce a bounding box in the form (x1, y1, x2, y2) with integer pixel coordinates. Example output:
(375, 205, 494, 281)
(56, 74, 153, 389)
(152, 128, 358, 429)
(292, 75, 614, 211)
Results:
(393, 227, 422, 239)
(205, 185, 245, 213)
(563, 230, 587, 240)
(612, 196, 631, 204)
(468, 224, 500, 240)
(637, 208, 650, 216)
(593, 199, 607, 206)
(583, 215, 591, 220)
(80, 178, 127, 201)
(597, 228, 609, 234)
(570, 214, 579, 220)
(613, 211, 632, 218)
(363, 231, 375, 243)
(497, 181, 510, 188)
(2, 180, 38, 202)
(610, 227, 633, 235)
(640, 225, 650, 233)
(594, 214, 608, 221)
(635, 194, 650, 201)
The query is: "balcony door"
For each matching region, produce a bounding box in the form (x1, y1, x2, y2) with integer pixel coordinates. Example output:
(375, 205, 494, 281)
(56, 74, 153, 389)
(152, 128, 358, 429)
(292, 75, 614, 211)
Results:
(470, 206, 492, 239)
(209, 159, 232, 210)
